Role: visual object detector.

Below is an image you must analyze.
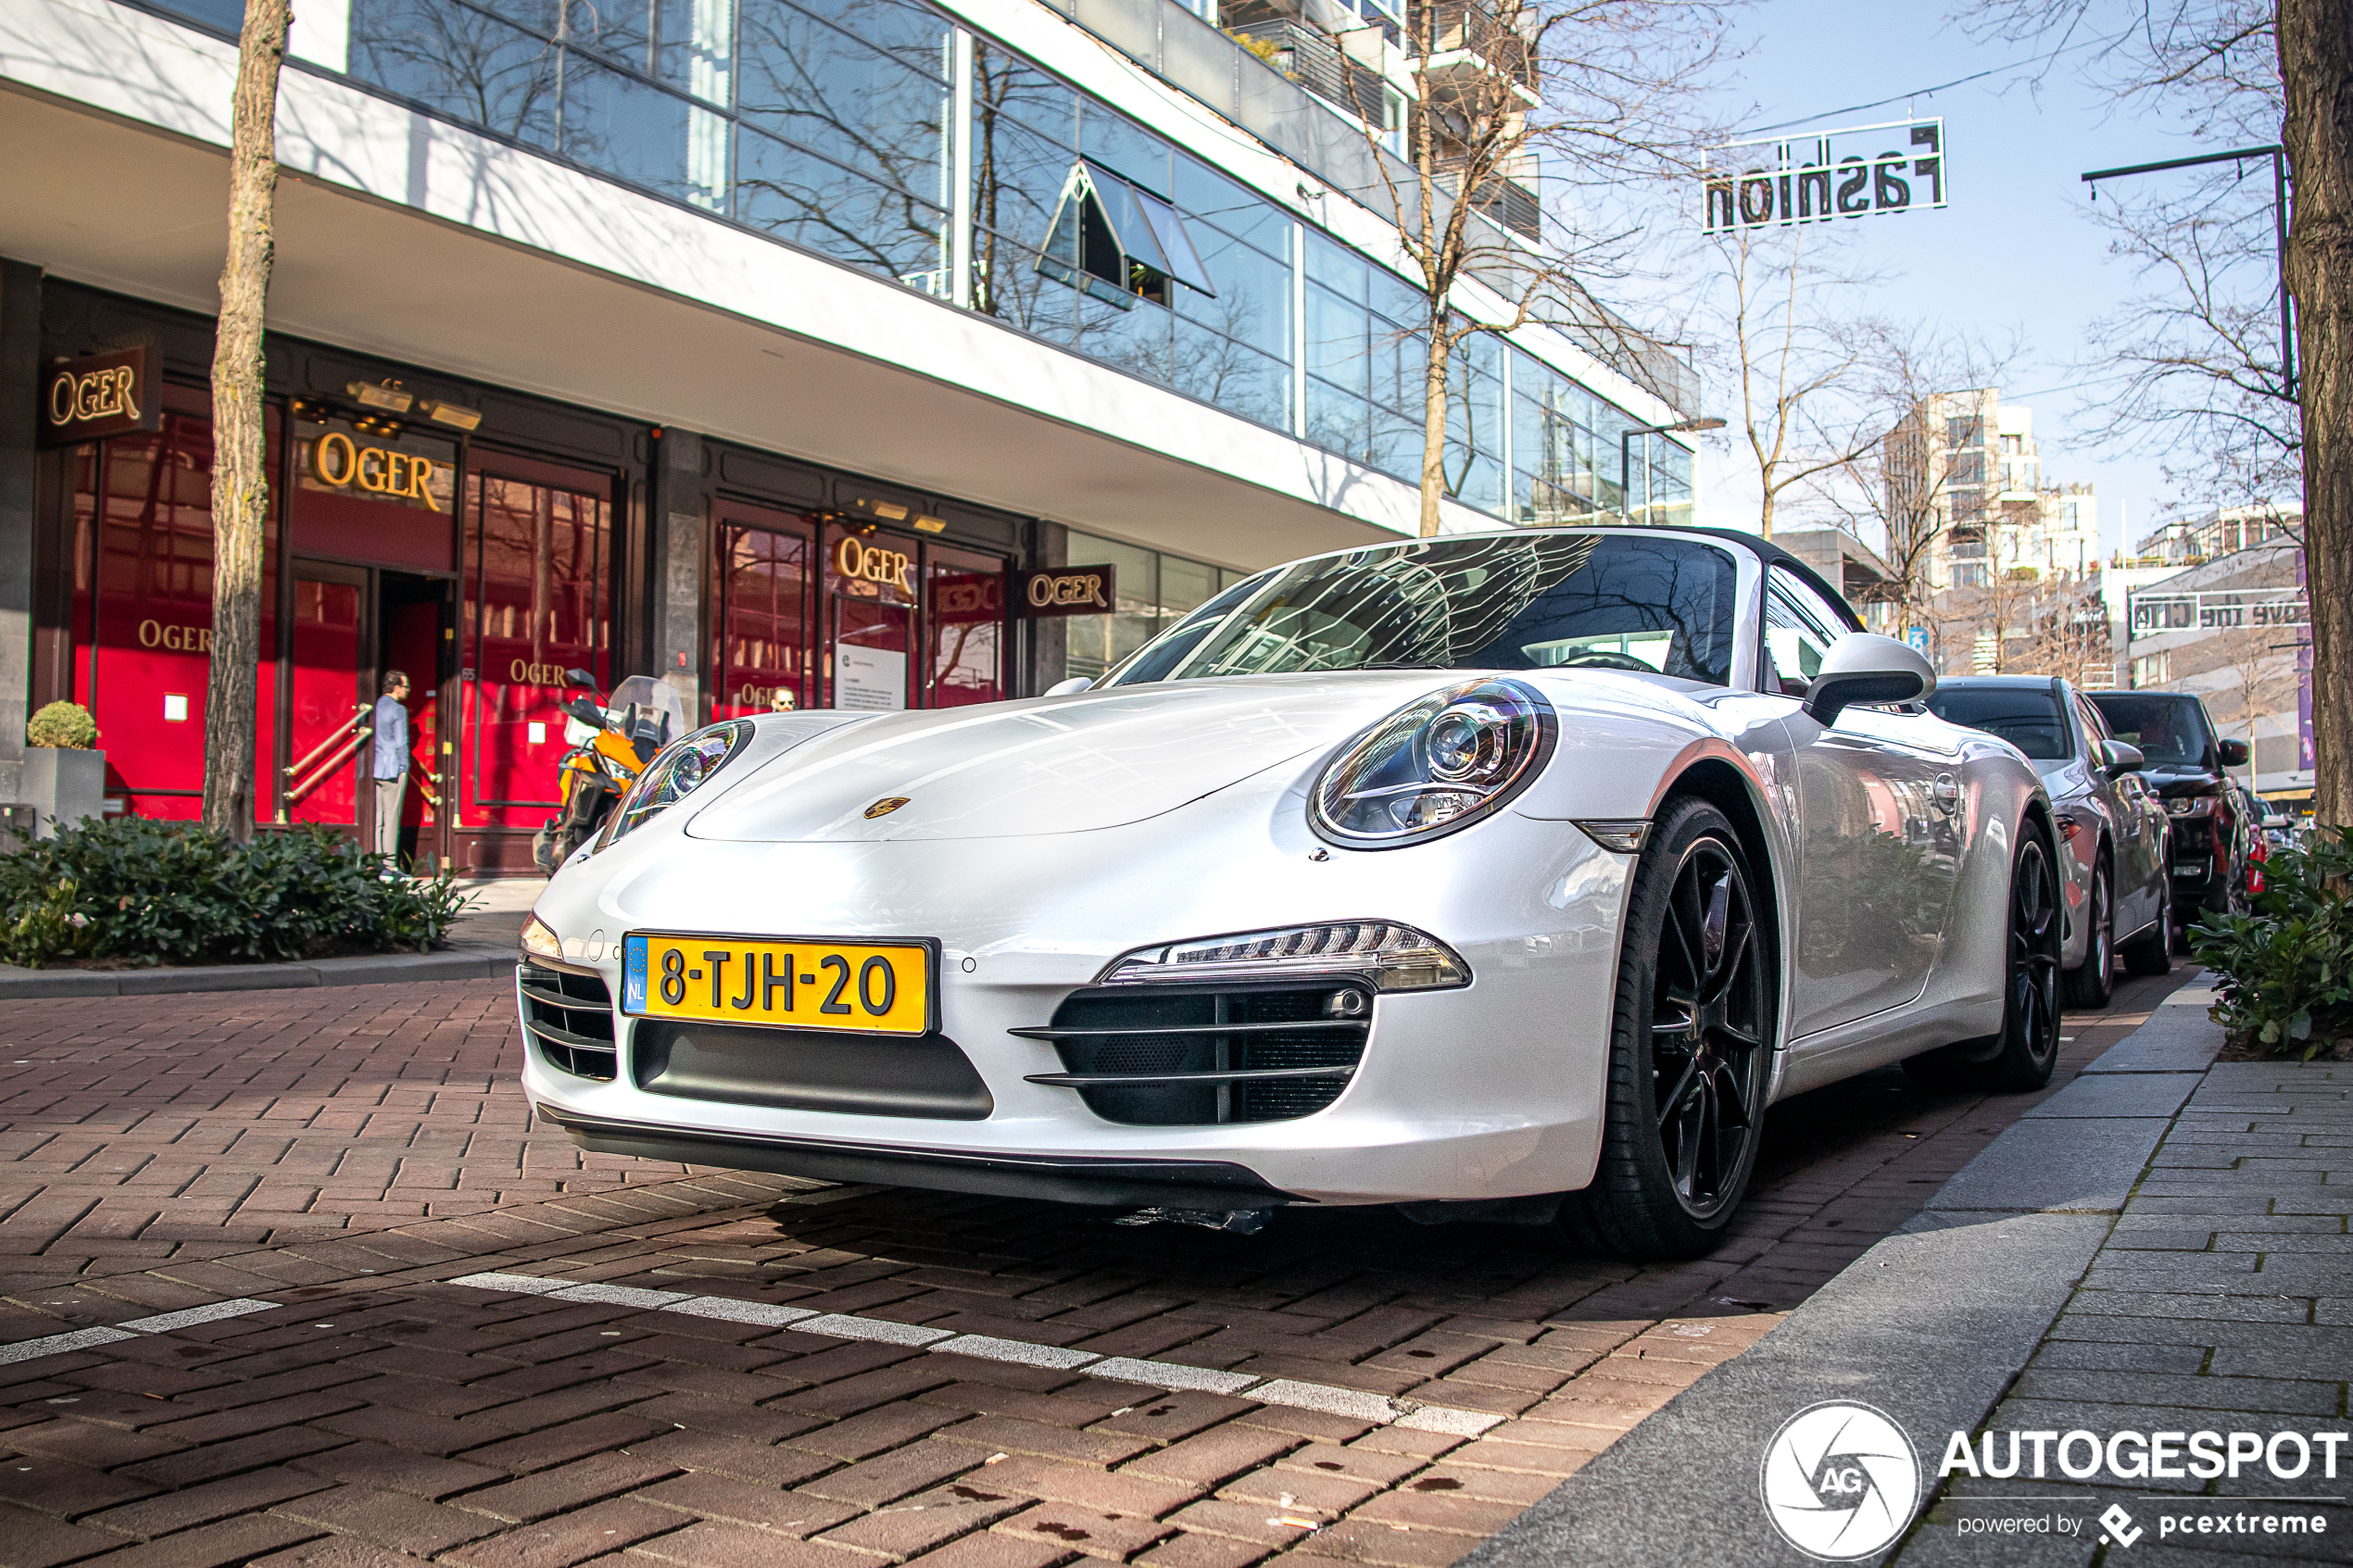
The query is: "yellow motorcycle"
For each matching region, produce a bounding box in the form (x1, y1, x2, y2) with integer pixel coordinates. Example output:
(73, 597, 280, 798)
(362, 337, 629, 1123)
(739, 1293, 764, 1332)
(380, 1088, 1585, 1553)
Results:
(533, 671, 689, 872)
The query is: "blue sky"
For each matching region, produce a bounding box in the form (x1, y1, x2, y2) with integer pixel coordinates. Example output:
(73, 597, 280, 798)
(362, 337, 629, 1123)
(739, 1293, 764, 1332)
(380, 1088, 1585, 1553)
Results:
(1655, 0, 2252, 555)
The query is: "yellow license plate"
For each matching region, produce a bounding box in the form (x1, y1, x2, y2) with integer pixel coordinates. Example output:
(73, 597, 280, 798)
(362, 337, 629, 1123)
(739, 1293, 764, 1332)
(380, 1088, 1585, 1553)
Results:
(620, 932, 936, 1035)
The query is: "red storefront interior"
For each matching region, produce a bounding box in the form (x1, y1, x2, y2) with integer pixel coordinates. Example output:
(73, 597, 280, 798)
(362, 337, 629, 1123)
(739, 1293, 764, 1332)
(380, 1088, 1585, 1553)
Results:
(67, 383, 618, 873)
(710, 502, 1008, 722)
(65, 392, 1015, 873)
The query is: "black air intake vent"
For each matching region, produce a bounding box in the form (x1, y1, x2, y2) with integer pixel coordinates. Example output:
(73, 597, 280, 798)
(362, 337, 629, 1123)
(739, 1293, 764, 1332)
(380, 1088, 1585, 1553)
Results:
(1014, 980, 1370, 1126)
(519, 962, 617, 1081)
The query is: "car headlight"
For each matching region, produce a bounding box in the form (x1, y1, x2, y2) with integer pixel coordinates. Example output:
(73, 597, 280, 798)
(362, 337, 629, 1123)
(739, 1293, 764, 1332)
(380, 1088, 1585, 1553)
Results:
(1311, 678, 1554, 848)
(1100, 921, 1470, 991)
(2166, 795, 2219, 818)
(599, 719, 754, 848)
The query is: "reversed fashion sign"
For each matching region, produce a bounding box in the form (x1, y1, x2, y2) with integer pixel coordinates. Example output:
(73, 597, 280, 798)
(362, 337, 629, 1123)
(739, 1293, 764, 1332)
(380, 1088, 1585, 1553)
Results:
(1704, 119, 1947, 232)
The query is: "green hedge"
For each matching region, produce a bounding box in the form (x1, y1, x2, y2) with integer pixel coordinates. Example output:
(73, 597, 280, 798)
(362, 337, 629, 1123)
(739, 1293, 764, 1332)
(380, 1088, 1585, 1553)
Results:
(0, 818, 474, 969)
(2190, 832, 2353, 1060)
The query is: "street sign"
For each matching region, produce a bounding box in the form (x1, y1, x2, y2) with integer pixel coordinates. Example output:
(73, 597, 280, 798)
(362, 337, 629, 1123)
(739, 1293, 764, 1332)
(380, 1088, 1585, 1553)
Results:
(2126, 588, 2308, 638)
(1703, 120, 1946, 233)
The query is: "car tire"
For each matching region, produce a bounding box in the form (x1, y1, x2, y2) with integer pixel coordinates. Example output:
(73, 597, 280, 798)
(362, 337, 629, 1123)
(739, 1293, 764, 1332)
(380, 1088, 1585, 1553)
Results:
(1554, 798, 1773, 1261)
(2119, 914, 2171, 976)
(2062, 857, 2114, 1010)
(1905, 818, 2064, 1092)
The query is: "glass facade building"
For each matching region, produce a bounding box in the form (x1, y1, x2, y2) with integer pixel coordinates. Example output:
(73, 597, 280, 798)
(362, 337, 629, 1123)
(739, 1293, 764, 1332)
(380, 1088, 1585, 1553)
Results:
(140, 0, 1694, 521)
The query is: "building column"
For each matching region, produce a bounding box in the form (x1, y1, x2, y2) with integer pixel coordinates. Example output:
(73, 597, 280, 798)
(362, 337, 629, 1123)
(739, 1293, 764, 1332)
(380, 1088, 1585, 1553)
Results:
(0, 259, 41, 809)
(1026, 519, 1068, 695)
(650, 429, 707, 722)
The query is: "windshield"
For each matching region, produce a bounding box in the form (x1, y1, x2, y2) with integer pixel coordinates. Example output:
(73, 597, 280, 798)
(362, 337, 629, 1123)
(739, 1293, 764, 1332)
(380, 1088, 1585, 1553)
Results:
(2087, 693, 2212, 767)
(1103, 533, 1741, 687)
(608, 675, 691, 749)
(1925, 685, 2070, 760)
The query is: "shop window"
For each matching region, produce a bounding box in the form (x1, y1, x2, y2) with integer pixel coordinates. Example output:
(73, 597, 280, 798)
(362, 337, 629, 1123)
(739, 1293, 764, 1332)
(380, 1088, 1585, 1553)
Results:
(925, 546, 1005, 707)
(73, 408, 281, 822)
(825, 523, 917, 710)
(715, 514, 816, 718)
(462, 470, 610, 830)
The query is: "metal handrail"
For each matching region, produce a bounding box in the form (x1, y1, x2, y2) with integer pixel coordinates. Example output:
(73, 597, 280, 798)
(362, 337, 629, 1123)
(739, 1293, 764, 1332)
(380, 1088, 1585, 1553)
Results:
(285, 731, 369, 806)
(285, 704, 370, 779)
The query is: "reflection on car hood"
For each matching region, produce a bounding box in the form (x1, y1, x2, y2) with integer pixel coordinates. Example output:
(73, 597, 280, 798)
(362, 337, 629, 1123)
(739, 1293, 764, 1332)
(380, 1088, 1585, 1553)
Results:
(684, 673, 1449, 843)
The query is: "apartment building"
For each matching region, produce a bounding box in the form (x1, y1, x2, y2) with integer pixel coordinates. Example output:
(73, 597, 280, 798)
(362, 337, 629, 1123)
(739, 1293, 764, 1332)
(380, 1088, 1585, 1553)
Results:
(0, 0, 1697, 871)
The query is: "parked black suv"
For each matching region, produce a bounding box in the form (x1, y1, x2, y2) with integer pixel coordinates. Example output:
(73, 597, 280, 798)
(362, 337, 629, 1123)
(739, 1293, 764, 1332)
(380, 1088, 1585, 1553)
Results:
(2084, 691, 2253, 945)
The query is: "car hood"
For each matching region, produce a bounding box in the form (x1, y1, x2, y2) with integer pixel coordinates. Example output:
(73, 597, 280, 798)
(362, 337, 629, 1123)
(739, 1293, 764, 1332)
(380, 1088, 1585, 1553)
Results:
(684, 673, 1452, 843)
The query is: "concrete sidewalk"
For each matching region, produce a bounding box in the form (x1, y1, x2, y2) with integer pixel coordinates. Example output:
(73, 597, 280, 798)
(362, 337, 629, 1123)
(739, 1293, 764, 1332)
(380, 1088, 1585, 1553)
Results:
(1466, 982, 2353, 1568)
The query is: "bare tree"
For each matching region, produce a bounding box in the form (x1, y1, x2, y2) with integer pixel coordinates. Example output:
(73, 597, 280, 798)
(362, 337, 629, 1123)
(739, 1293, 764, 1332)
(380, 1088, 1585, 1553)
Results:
(1348, 0, 1734, 537)
(1705, 223, 1889, 540)
(204, 0, 291, 841)
(1958, 0, 2353, 829)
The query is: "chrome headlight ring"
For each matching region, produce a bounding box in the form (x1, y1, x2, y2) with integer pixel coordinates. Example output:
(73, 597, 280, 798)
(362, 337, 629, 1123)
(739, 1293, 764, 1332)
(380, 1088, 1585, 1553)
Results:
(597, 718, 755, 851)
(1310, 677, 1555, 849)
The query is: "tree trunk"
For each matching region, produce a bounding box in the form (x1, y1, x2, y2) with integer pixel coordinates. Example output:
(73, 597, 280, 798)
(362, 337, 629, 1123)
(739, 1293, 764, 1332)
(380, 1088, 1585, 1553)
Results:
(1419, 321, 1449, 539)
(203, 0, 292, 842)
(2282, 0, 2353, 831)
(1757, 483, 1776, 542)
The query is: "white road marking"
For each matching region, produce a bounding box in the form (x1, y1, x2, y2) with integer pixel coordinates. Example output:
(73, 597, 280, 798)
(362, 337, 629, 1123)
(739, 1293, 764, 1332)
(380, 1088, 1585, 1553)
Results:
(442, 1273, 1506, 1436)
(0, 1298, 281, 1366)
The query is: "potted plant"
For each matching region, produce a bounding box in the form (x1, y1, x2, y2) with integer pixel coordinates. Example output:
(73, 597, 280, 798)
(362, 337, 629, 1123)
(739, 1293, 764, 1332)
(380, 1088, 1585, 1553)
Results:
(22, 701, 106, 839)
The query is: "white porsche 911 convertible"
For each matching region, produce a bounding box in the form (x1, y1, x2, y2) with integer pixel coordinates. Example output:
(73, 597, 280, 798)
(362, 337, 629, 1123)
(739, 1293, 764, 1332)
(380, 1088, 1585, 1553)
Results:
(518, 528, 2060, 1258)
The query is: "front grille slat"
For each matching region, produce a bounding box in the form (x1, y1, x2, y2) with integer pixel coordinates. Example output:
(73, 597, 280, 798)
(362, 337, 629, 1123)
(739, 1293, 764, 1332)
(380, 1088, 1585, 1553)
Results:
(518, 961, 618, 1082)
(1035, 980, 1371, 1126)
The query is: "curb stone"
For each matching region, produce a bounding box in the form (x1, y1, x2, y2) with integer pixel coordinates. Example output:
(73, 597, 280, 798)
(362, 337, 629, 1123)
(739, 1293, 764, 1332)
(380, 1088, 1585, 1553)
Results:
(1463, 973, 2224, 1568)
(0, 944, 515, 997)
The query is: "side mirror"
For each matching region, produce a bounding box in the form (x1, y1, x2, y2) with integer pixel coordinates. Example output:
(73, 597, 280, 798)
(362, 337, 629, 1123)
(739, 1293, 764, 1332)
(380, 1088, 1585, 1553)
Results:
(1802, 633, 1937, 728)
(2101, 739, 2145, 777)
(562, 667, 596, 689)
(1042, 676, 1093, 696)
(2218, 738, 2251, 768)
(566, 696, 603, 728)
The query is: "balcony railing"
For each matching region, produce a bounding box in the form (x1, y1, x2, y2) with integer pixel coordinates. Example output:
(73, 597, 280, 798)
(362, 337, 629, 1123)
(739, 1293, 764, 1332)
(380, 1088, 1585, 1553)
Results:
(1227, 19, 1389, 126)
(1407, 0, 1534, 88)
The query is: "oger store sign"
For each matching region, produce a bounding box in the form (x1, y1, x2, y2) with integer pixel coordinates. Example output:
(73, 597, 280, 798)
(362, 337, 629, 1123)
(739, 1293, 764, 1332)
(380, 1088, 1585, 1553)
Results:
(1015, 565, 1117, 619)
(1704, 119, 1946, 232)
(41, 347, 160, 446)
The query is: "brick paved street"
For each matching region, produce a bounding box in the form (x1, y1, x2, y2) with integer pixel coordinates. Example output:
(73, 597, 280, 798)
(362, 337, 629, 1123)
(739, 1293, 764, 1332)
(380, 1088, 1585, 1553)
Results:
(0, 966, 2190, 1568)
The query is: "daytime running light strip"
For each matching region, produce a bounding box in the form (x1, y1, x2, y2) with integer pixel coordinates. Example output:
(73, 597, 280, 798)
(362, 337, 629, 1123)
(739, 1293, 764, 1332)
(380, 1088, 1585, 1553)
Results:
(445, 1273, 1504, 1436)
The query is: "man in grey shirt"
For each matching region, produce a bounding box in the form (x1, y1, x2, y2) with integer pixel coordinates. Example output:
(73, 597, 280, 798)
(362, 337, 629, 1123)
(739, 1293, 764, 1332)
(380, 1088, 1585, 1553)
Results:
(371, 670, 411, 866)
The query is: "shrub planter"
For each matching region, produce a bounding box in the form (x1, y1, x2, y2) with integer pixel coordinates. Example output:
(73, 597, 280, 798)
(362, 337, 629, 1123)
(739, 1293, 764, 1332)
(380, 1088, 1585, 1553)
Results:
(20, 748, 106, 838)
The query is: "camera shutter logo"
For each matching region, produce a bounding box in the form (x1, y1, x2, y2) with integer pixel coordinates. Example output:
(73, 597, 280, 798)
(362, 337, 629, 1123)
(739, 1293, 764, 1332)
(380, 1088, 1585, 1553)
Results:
(1759, 1401, 1920, 1560)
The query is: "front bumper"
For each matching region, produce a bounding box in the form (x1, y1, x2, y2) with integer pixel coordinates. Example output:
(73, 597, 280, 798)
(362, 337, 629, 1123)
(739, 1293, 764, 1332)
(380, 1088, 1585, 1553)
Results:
(520, 771, 1635, 1206)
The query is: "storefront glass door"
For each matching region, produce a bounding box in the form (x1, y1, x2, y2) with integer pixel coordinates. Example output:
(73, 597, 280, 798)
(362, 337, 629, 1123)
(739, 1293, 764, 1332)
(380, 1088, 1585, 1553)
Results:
(713, 511, 815, 718)
(459, 462, 610, 853)
(825, 523, 916, 711)
(283, 565, 366, 827)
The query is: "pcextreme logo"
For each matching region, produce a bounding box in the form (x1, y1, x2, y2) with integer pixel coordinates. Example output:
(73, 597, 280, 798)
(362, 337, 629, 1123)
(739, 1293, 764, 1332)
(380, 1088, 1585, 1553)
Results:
(1760, 1401, 1922, 1561)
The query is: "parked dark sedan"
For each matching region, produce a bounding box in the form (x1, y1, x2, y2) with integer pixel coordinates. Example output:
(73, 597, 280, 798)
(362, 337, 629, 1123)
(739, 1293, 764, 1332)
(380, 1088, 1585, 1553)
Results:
(1929, 677, 2172, 1007)
(2085, 690, 2253, 946)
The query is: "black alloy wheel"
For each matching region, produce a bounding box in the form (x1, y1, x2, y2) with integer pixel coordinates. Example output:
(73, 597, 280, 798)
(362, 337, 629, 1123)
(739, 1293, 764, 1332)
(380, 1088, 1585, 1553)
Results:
(1982, 827, 2065, 1089)
(2062, 855, 2114, 1010)
(1556, 798, 1772, 1260)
